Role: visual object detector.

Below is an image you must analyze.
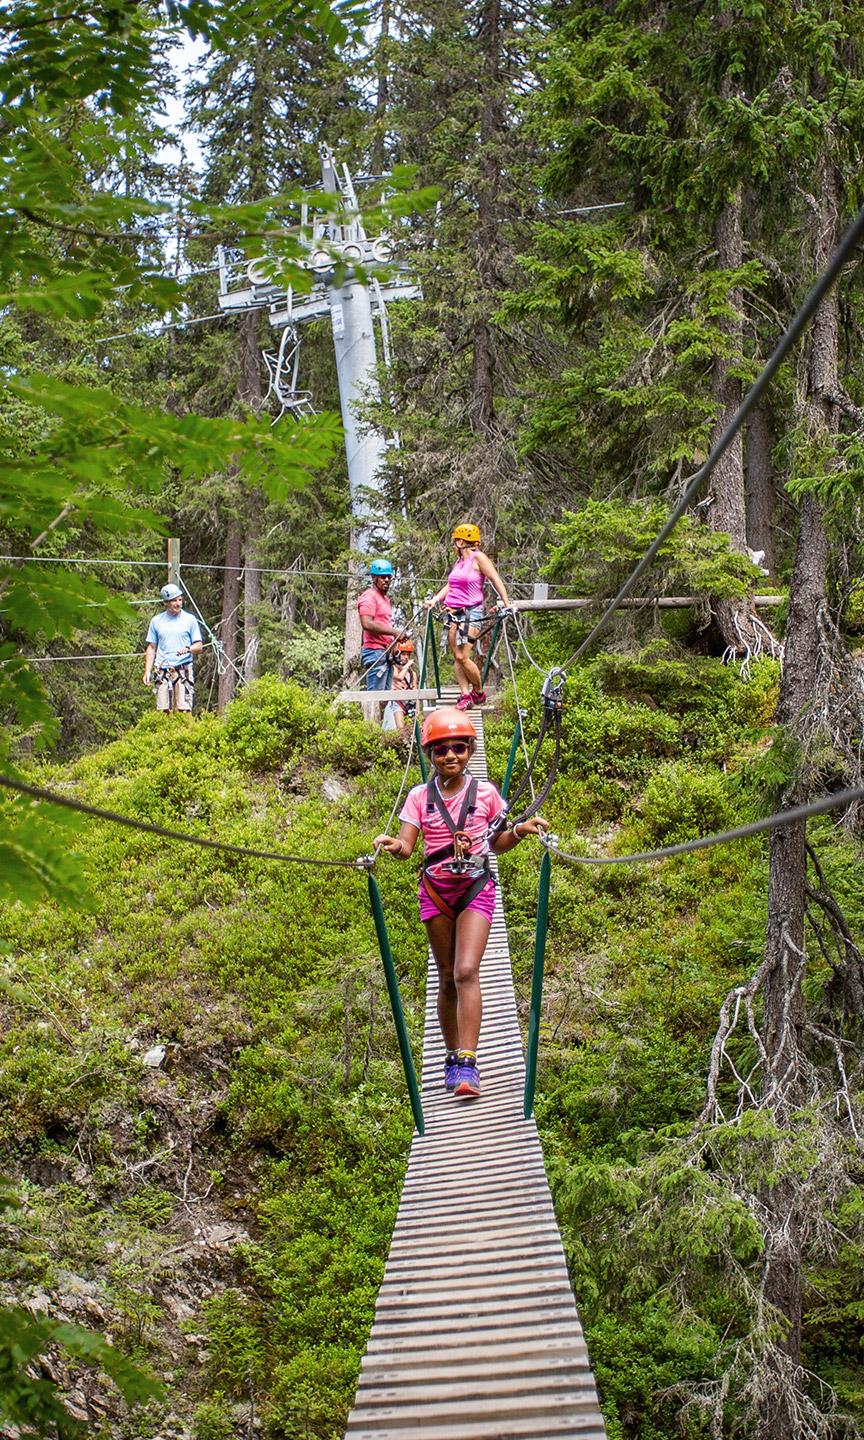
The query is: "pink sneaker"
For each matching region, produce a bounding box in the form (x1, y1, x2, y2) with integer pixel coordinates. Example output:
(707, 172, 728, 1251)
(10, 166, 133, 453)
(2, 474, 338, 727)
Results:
(455, 692, 473, 710)
(471, 688, 487, 706)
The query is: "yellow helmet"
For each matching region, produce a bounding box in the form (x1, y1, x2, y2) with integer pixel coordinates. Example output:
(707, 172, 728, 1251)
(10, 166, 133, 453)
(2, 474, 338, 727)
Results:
(452, 522, 481, 545)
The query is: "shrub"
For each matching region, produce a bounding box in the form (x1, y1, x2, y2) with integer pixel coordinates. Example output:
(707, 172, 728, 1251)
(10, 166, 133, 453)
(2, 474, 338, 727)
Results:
(635, 761, 734, 847)
(223, 676, 321, 771)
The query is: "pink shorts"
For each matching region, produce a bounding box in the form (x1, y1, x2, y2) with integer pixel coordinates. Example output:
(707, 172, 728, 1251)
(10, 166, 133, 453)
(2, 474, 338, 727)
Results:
(418, 872, 497, 923)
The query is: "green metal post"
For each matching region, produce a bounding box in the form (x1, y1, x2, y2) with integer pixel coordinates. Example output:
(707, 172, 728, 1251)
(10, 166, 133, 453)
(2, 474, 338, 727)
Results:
(414, 718, 427, 781)
(368, 873, 425, 1134)
(419, 609, 430, 689)
(501, 716, 522, 800)
(481, 618, 501, 689)
(524, 848, 551, 1120)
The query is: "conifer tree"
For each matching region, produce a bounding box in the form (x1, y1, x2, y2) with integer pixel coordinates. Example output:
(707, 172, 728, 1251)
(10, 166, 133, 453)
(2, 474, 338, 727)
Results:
(186, 26, 364, 703)
(379, 0, 536, 573)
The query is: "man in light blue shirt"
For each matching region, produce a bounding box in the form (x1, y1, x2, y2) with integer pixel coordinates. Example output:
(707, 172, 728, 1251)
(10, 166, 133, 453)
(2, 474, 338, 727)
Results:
(143, 584, 203, 712)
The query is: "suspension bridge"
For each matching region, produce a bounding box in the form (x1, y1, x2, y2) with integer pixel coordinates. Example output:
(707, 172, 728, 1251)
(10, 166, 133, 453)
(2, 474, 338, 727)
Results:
(347, 694, 606, 1440)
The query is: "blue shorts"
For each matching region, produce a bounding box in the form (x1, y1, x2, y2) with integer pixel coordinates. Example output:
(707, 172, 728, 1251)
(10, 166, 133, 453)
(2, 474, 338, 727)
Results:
(443, 606, 485, 643)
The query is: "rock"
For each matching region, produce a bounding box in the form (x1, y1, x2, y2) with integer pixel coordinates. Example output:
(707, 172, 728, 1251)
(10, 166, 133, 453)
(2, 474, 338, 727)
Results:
(55, 1270, 100, 1300)
(322, 775, 348, 802)
(24, 1289, 52, 1314)
(143, 1043, 167, 1068)
(203, 1223, 250, 1250)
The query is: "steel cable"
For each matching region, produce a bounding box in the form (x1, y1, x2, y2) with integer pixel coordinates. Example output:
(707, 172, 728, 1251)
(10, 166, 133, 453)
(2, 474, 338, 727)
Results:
(0, 775, 367, 870)
(508, 609, 550, 677)
(544, 786, 864, 867)
(2, 641, 221, 666)
(177, 570, 244, 684)
(376, 721, 420, 850)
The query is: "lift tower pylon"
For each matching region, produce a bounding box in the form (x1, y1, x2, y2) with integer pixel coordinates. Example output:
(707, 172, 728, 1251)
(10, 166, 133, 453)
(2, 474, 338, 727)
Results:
(216, 147, 421, 663)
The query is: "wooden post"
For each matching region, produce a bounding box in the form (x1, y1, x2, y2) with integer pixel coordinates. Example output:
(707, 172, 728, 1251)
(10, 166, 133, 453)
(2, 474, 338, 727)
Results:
(167, 538, 180, 588)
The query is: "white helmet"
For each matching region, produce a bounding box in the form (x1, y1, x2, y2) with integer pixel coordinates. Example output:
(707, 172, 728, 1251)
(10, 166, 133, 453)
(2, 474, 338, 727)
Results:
(160, 583, 183, 601)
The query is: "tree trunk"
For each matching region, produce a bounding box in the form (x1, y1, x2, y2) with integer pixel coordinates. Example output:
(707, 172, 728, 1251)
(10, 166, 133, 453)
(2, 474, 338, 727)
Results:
(218, 519, 242, 711)
(237, 309, 263, 681)
(757, 152, 837, 1440)
(469, 0, 504, 537)
(707, 180, 751, 652)
(344, 541, 364, 674)
(371, 0, 391, 175)
(746, 407, 776, 575)
(243, 526, 261, 682)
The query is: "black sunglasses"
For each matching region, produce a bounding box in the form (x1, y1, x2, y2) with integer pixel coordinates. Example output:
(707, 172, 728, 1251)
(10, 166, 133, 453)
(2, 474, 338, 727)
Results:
(431, 741, 470, 758)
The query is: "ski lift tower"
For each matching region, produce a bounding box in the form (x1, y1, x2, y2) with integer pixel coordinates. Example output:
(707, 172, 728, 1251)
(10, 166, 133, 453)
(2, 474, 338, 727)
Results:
(216, 145, 420, 569)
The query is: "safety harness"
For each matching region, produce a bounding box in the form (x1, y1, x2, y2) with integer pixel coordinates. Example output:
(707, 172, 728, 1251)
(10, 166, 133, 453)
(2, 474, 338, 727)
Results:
(420, 775, 494, 921)
(153, 662, 194, 706)
(442, 606, 480, 648)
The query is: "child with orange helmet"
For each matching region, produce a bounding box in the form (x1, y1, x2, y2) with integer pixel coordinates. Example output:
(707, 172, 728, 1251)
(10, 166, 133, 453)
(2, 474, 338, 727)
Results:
(425, 523, 511, 711)
(390, 638, 417, 733)
(374, 707, 547, 1098)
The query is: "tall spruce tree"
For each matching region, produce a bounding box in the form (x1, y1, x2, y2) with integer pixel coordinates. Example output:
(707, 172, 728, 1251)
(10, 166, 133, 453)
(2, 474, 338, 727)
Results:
(373, 0, 539, 581)
(186, 27, 364, 703)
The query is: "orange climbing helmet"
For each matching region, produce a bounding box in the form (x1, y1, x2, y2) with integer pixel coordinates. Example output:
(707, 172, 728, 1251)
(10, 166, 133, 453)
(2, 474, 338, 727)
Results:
(452, 522, 481, 545)
(420, 707, 477, 750)
(395, 639, 414, 655)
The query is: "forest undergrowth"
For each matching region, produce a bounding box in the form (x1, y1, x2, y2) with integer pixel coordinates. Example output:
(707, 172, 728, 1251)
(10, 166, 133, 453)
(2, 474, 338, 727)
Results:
(2, 634, 863, 1439)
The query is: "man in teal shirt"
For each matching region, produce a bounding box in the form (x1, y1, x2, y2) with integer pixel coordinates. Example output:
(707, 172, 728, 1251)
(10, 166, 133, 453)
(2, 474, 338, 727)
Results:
(143, 584, 203, 712)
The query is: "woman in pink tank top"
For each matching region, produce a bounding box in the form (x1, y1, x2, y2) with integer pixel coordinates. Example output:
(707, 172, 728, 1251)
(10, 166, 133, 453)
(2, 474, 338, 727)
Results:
(426, 522, 511, 710)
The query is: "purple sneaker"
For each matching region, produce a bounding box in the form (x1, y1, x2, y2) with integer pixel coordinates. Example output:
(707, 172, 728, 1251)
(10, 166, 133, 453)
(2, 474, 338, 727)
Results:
(454, 1062, 481, 1098)
(455, 691, 473, 710)
(444, 1054, 459, 1092)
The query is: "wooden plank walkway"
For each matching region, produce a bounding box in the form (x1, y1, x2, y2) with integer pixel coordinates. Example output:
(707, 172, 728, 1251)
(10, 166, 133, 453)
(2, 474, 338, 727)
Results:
(346, 694, 606, 1439)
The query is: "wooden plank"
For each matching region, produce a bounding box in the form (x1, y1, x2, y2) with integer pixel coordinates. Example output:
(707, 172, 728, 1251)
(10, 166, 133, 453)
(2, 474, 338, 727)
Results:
(336, 687, 440, 703)
(347, 1416, 606, 1440)
(513, 593, 783, 612)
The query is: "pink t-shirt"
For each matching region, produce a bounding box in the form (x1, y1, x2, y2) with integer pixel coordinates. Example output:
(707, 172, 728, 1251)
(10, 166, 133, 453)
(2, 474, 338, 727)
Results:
(357, 585, 394, 650)
(444, 553, 485, 609)
(400, 776, 505, 876)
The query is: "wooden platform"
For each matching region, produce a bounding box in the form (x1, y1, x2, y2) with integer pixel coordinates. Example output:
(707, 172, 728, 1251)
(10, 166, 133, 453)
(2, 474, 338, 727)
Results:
(346, 694, 606, 1439)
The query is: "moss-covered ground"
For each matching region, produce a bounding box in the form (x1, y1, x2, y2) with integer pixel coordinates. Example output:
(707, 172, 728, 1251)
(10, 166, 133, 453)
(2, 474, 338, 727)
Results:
(2, 648, 862, 1438)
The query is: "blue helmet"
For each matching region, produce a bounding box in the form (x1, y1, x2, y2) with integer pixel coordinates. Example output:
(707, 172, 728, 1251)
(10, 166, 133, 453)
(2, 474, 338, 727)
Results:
(369, 558, 394, 577)
(160, 583, 183, 601)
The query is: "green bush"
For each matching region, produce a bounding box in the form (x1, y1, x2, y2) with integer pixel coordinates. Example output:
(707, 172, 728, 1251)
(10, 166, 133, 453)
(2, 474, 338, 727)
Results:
(312, 711, 389, 775)
(223, 675, 322, 771)
(635, 761, 734, 847)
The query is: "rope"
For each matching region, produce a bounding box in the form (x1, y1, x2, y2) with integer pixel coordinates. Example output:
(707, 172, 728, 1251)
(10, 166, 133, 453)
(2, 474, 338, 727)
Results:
(3, 641, 221, 666)
(543, 786, 864, 867)
(506, 706, 561, 826)
(0, 553, 540, 591)
(560, 198, 864, 671)
(376, 720, 419, 848)
(502, 625, 536, 804)
(178, 570, 243, 684)
(0, 555, 167, 569)
(12, 650, 144, 663)
(508, 610, 549, 678)
(0, 775, 367, 870)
